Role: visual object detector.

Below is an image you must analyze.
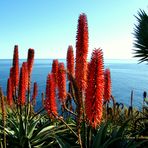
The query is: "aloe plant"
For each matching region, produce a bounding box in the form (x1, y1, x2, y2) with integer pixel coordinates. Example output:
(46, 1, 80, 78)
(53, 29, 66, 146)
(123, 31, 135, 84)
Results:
(0, 105, 78, 148)
(90, 119, 148, 148)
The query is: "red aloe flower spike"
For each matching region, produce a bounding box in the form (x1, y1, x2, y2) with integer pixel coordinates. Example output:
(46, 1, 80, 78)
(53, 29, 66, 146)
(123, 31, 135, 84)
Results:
(12, 45, 19, 89)
(85, 49, 104, 128)
(27, 48, 34, 76)
(75, 13, 88, 91)
(45, 73, 58, 118)
(51, 59, 59, 87)
(23, 62, 29, 91)
(10, 67, 15, 93)
(18, 63, 27, 105)
(104, 68, 111, 102)
(58, 63, 66, 103)
(32, 82, 38, 105)
(7, 78, 13, 106)
(67, 45, 74, 79)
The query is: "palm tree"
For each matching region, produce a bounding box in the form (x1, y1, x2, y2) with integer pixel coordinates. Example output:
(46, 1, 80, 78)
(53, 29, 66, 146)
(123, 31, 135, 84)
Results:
(133, 9, 148, 63)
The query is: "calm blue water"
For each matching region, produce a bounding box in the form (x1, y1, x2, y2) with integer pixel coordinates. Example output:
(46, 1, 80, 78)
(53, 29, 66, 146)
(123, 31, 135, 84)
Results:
(0, 59, 148, 110)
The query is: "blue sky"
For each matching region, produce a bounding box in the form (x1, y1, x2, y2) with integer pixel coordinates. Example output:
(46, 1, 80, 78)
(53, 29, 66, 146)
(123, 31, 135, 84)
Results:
(0, 0, 147, 59)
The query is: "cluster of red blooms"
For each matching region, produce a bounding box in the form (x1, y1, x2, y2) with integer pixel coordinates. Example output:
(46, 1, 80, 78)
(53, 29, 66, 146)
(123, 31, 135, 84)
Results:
(51, 59, 59, 87)
(75, 13, 88, 92)
(7, 46, 36, 106)
(104, 69, 111, 102)
(18, 62, 27, 105)
(32, 82, 38, 102)
(67, 45, 74, 79)
(75, 14, 111, 127)
(85, 49, 104, 128)
(57, 63, 66, 103)
(6, 13, 112, 128)
(45, 73, 57, 118)
(7, 45, 19, 106)
(27, 48, 34, 76)
(12, 45, 19, 90)
(44, 13, 112, 128)
(44, 62, 67, 117)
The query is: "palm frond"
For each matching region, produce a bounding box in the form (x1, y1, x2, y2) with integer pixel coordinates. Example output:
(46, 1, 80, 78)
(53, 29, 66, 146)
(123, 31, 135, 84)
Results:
(133, 9, 148, 63)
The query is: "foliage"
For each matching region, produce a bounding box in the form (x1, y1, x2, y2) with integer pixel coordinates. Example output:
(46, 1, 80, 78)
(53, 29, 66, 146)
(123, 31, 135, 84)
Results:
(0, 105, 78, 148)
(133, 9, 148, 63)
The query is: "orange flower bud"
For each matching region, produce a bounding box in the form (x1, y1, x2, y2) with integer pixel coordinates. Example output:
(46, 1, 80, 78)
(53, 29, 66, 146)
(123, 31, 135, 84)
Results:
(51, 59, 59, 87)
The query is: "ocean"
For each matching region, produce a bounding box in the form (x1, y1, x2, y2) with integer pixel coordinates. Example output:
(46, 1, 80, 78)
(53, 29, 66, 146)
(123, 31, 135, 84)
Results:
(0, 59, 148, 110)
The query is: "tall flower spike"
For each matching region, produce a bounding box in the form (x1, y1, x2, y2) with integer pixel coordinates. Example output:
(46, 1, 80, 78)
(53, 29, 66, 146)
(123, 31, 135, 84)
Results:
(45, 73, 57, 118)
(12, 45, 19, 89)
(58, 63, 66, 103)
(18, 63, 27, 105)
(67, 45, 74, 79)
(85, 49, 104, 128)
(32, 82, 38, 105)
(51, 59, 59, 87)
(23, 62, 28, 91)
(7, 78, 13, 106)
(10, 67, 15, 93)
(0, 87, 6, 147)
(27, 48, 34, 75)
(75, 13, 88, 91)
(104, 68, 111, 102)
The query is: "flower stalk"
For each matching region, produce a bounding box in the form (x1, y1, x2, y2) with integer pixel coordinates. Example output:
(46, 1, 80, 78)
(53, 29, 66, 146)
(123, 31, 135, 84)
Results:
(0, 87, 6, 148)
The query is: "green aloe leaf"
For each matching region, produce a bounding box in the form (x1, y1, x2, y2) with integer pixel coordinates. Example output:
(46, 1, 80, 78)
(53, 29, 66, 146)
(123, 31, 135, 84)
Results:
(92, 123, 108, 148)
(32, 141, 45, 148)
(36, 125, 55, 136)
(116, 119, 130, 137)
(6, 118, 19, 137)
(55, 135, 71, 148)
(31, 135, 54, 146)
(27, 117, 41, 139)
(2, 127, 14, 136)
(127, 140, 148, 148)
(41, 141, 55, 148)
(103, 137, 122, 148)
